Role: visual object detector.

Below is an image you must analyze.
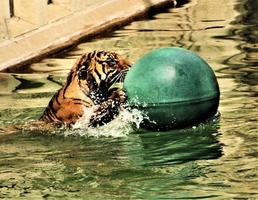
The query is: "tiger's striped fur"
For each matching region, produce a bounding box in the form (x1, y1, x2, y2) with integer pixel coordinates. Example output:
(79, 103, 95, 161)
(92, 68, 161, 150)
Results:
(40, 51, 131, 127)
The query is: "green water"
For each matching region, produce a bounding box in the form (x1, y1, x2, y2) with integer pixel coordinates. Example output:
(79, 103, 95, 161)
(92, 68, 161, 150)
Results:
(0, 0, 257, 199)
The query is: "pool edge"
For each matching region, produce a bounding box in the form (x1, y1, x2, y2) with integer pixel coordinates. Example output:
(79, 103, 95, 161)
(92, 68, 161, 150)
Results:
(0, 0, 174, 72)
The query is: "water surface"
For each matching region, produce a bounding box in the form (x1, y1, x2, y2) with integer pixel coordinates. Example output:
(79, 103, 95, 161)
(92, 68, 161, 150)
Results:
(0, 0, 257, 199)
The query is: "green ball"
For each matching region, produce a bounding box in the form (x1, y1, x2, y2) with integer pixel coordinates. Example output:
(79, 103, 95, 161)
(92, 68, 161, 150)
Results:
(124, 47, 220, 130)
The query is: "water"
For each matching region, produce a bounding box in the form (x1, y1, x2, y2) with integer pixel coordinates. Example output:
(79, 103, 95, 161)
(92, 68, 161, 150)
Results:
(0, 0, 257, 199)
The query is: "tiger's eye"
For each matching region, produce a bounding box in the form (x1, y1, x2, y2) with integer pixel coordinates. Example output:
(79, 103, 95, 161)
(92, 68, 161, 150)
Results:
(106, 58, 117, 67)
(78, 65, 87, 79)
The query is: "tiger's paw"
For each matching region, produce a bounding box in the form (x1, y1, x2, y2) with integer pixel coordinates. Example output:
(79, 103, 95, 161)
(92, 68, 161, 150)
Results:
(110, 90, 127, 104)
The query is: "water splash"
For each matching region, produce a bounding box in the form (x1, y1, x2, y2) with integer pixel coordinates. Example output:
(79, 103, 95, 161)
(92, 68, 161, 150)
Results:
(63, 108, 147, 138)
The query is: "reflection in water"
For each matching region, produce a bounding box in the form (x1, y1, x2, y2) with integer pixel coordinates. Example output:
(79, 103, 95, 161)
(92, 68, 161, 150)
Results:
(0, 122, 222, 199)
(0, 0, 257, 199)
(12, 75, 44, 92)
(218, 0, 258, 88)
(129, 123, 222, 167)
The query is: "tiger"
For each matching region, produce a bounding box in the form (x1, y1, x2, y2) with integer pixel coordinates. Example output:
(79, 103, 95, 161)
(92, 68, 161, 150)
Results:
(40, 50, 131, 127)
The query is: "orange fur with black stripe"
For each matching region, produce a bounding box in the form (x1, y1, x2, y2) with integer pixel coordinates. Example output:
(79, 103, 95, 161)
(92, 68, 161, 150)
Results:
(40, 51, 131, 127)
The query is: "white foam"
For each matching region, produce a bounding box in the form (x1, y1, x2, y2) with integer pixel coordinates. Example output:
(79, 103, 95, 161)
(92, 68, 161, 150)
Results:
(63, 107, 147, 138)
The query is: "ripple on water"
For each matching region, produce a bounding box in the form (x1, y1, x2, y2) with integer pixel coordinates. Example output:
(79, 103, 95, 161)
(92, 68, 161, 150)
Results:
(0, 0, 258, 199)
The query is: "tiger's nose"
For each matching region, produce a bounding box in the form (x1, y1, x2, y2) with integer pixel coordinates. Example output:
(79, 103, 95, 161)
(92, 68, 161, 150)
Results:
(121, 64, 131, 72)
(123, 62, 132, 68)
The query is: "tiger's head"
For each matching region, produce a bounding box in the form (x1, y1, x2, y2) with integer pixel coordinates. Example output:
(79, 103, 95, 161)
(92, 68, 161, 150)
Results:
(68, 51, 131, 102)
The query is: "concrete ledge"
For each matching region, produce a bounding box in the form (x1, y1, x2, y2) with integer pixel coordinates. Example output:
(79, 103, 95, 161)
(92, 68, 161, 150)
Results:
(0, 0, 174, 72)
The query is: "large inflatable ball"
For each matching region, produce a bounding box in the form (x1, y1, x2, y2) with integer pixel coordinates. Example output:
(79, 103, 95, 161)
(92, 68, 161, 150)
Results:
(124, 47, 220, 130)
